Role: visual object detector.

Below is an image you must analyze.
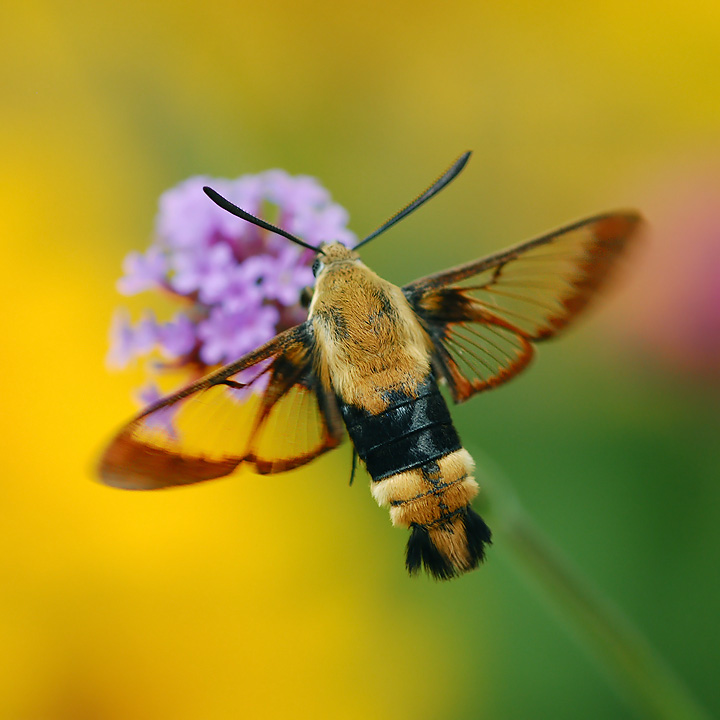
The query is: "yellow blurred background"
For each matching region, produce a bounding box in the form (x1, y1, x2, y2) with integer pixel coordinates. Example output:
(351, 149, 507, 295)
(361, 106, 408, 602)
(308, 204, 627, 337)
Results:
(2, 1, 719, 718)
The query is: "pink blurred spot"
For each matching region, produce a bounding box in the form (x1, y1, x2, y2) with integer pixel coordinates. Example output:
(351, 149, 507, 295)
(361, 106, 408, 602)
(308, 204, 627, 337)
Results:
(609, 160, 720, 378)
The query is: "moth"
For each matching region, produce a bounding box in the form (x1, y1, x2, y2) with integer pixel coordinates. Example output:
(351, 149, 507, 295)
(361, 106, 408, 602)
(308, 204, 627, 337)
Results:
(99, 152, 641, 580)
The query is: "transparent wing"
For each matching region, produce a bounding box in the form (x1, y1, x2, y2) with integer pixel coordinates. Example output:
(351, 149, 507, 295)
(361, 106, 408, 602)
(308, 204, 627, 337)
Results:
(404, 213, 641, 402)
(98, 324, 344, 490)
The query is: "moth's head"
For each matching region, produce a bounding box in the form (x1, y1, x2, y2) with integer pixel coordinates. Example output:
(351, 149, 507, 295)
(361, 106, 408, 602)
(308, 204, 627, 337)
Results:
(311, 242, 360, 279)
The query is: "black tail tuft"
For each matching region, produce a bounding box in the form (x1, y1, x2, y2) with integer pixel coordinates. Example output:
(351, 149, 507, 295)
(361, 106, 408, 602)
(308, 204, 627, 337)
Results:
(463, 505, 493, 564)
(405, 506, 492, 581)
(406, 523, 457, 580)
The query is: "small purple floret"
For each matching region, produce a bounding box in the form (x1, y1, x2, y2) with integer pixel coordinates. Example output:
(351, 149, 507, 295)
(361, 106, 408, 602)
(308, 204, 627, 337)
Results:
(117, 247, 169, 295)
(158, 313, 196, 359)
(197, 304, 280, 366)
(106, 310, 158, 369)
(107, 309, 136, 369)
(262, 247, 315, 306)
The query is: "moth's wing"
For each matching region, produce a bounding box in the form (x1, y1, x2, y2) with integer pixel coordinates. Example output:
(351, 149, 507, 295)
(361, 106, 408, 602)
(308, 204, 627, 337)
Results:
(98, 323, 344, 490)
(404, 212, 642, 402)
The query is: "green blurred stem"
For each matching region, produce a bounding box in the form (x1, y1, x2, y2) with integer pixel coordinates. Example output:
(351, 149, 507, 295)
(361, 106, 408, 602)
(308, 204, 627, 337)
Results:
(476, 452, 711, 720)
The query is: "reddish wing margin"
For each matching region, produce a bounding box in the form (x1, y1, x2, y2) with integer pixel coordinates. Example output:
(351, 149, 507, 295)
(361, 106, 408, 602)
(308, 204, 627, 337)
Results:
(404, 212, 642, 402)
(98, 323, 344, 490)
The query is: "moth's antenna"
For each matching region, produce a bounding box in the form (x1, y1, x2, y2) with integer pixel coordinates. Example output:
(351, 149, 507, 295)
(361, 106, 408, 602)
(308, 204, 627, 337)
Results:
(354, 151, 471, 250)
(203, 186, 325, 254)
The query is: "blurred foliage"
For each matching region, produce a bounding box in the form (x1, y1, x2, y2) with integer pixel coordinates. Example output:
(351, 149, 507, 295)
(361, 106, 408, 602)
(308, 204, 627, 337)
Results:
(1, 1, 719, 718)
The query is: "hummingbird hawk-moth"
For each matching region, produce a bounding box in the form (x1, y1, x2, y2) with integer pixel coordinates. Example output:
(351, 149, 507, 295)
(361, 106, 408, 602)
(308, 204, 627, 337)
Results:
(99, 152, 641, 580)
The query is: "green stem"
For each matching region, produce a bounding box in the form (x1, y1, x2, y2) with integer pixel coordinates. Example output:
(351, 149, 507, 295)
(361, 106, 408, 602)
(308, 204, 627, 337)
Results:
(475, 452, 711, 720)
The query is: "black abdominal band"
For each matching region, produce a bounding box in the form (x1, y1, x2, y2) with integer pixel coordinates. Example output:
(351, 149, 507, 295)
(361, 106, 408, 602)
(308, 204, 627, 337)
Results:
(339, 376, 461, 481)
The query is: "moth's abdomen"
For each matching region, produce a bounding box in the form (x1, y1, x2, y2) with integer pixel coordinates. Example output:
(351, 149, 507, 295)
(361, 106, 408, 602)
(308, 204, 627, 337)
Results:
(339, 376, 492, 579)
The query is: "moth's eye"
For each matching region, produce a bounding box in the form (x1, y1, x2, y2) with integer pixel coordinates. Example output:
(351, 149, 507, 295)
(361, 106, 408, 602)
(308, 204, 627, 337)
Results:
(312, 258, 324, 277)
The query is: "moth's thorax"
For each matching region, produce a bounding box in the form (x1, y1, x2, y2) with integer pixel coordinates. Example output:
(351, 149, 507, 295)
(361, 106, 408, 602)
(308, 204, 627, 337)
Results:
(309, 253, 433, 414)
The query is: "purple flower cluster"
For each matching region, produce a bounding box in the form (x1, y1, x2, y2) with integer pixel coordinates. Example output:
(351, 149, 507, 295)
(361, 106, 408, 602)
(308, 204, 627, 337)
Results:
(109, 170, 355, 406)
